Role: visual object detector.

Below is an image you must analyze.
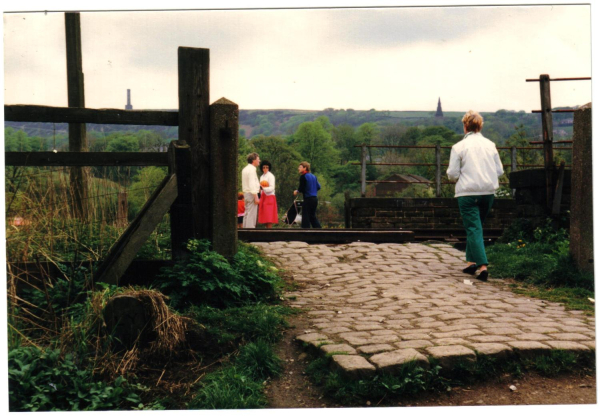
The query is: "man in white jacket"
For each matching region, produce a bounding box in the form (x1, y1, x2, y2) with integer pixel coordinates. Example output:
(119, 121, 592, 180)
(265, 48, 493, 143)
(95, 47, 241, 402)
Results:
(447, 110, 504, 281)
(242, 152, 261, 228)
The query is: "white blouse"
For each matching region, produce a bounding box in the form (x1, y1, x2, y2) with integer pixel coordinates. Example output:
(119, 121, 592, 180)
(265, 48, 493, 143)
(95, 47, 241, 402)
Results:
(260, 171, 276, 196)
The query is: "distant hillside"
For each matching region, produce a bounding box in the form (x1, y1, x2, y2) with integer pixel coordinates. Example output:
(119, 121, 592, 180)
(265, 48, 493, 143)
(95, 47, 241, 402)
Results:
(4, 107, 576, 144)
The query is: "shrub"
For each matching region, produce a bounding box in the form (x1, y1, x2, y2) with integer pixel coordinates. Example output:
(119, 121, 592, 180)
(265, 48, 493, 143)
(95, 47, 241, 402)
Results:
(8, 347, 142, 411)
(156, 240, 282, 309)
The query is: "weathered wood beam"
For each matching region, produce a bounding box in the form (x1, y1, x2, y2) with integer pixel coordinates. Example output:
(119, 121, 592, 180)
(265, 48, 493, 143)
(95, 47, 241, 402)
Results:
(4, 151, 169, 167)
(178, 47, 211, 240)
(94, 174, 178, 285)
(210, 98, 239, 258)
(168, 141, 195, 260)
(65, 12, 89, 219)
(239, 229, 415, 244)
(4, 105, 179, 126)
(539, 74, 555, 211)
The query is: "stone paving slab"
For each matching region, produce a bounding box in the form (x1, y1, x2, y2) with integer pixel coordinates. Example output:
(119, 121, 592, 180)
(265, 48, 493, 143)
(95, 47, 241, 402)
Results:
(253, 242, 596, 378)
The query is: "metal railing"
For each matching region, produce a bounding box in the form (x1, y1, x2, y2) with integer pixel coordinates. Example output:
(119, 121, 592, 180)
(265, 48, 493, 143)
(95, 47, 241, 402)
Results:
(353, 143, 572, 197)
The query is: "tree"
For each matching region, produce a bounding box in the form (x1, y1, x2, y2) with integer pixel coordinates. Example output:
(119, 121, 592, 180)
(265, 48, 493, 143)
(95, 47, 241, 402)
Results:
(290, 120, 339, 175)
(332, 124, 360, 163)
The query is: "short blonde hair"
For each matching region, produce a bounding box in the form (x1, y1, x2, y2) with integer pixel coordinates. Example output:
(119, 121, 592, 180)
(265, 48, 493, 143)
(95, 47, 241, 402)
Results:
(462, 110, 484, 133)
(299, 161, 311, 172)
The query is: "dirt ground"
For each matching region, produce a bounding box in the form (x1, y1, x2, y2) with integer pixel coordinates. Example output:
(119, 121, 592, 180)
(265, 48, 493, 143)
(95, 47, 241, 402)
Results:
(265, 311, 598, 409)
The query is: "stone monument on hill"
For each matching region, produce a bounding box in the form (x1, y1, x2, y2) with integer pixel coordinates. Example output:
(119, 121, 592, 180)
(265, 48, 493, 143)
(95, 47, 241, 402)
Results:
(435, 97, 443, 118)
(125, 89, 133, 110)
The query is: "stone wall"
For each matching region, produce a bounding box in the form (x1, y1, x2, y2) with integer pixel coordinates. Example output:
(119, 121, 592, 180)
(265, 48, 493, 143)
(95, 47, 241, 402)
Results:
(346, 198, 520, 230)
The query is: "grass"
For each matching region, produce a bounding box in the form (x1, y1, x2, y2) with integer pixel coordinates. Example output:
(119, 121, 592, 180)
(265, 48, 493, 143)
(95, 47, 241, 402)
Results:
(485, 218, 595, 314)
(509, 283, 595, 315)
(304, 349, 595, 406)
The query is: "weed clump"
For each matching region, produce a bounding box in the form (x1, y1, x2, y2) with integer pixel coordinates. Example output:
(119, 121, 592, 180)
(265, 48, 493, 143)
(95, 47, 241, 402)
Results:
(156, 239, 283, 309)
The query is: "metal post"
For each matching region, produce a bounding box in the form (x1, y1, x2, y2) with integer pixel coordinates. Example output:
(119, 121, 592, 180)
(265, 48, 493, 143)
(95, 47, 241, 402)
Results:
(511, 146, 517, 197)
(435, 144, 441, 197)
(361, 144, 367, 197)
(539, 74, 555, 211)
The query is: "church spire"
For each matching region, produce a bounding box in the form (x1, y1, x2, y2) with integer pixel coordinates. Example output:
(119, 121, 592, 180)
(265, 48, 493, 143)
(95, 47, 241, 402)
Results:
(435, 97, 443, 118)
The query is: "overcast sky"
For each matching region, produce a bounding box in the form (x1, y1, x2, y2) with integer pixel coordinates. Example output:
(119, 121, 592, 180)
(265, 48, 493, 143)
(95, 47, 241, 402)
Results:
(2, 2, 593, 112)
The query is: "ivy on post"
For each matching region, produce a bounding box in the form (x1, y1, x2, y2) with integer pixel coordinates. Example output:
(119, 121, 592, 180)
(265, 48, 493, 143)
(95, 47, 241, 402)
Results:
(168, 140, 194, 260)
(65, 12, 89, 219)
(209, 98, 239, 259)
(178, 47, 211, 241)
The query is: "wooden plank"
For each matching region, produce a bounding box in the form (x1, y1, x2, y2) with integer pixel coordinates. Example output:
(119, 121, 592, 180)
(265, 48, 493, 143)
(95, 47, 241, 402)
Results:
(94, 174, 178, 285)
(168, 141, 195, 260)
(539, 74, 555, 211)
(210, 98, 239, 258)
(239, 229, 414, 244)
(178, 47, 211, 240)
(435, 144, 441, 197)
(4, 105, 179, 126)
(361, 144, 367, 197)
(65, 12, 89, 219)
(4, 151, 169, 167)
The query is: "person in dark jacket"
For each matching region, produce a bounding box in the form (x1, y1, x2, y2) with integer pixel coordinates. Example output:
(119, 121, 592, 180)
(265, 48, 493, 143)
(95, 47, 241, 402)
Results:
(293, 161, 322, 228)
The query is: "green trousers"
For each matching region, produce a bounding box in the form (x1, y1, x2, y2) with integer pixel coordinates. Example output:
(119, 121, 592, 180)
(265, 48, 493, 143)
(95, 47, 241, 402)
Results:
(457, 195, 495, 266)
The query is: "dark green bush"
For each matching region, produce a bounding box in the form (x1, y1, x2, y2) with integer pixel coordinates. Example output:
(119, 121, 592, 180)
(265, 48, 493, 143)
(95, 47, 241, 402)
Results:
(8, 347, 142, 411)
(235, 340, 283, 380)
(156, 240, 283, 309)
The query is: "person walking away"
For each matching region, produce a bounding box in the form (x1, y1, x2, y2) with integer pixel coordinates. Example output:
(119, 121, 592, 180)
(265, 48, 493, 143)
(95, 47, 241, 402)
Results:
(294, 161, 322, 229)
(258, 160, 278, 228)
(237, 192, 245, 229)
(447, 110, 504, 282)
(242, 152, 261, 228)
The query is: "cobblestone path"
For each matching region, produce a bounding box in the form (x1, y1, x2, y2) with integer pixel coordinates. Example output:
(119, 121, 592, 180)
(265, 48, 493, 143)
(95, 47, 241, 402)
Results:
(252, 241, 596, 378)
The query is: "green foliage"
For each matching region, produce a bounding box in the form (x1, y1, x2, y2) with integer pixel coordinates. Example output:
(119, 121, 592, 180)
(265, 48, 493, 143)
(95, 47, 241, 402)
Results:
(156, 240, 283, 309)
(305, 356, 443, 405)
(8, 347, 142, 411)
(187, 303, 291, 346)
(528, 350, 578, 376)
(235, 340, 283, 379)
(488, 218, 594, 291)
(188, 365, 267, 409)
(291, 118, 339, 175)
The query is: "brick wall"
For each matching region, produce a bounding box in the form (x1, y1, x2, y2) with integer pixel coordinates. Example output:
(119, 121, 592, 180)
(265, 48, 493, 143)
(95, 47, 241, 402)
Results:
(346, 198, 520, 230)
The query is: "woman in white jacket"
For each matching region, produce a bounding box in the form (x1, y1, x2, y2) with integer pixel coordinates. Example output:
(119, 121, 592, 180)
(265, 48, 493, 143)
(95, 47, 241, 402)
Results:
(258, 160, 278, 228)
(447, 110, 504, 281)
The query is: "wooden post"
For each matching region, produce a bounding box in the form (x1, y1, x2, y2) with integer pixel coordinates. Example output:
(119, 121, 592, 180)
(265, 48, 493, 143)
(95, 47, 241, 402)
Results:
(168, 140, 194, 260)
(435, 144, 441, 197)
(539, 74, 555, 211)
(209, 98, 239, 259)
(551, 161, 566, 216)
(65, 12, 89, 219)
(344, 190, 351, 229)
(511, 146, 518, 197)
(178, 47, 210, 241)
(361, 144, 367, 198)
(117, 191, 128, 227)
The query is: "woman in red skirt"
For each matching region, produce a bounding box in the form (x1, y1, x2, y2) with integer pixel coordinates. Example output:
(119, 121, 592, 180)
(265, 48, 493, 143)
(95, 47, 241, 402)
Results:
(258, 160, 278, 228)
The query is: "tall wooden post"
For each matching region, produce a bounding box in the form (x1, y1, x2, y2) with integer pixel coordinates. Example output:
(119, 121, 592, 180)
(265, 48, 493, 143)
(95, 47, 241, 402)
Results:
(209, 98, 239, 258)
(435, 144, 441, 197)
(65, 12, 89, 219)
(178, 47, 211, 241)
(168, 140, 194, 260)
(361, 144, 367, 197)
(539, 74, 554, 211)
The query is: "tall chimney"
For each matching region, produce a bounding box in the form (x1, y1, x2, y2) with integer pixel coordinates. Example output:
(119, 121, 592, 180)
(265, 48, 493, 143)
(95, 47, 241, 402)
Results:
(125, 89, 133, 110)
